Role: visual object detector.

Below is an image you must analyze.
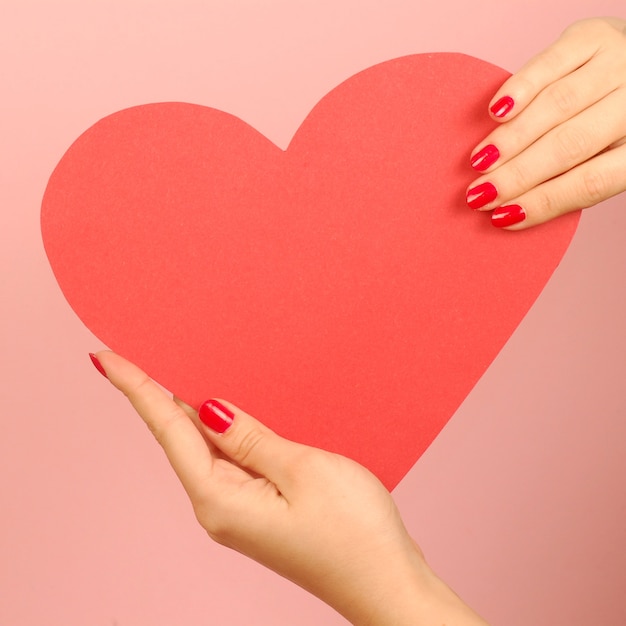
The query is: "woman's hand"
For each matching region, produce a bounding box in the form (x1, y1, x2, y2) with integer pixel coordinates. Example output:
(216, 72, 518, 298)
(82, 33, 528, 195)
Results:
(91, 351, 488, 626)
(467, 17, 626, 229)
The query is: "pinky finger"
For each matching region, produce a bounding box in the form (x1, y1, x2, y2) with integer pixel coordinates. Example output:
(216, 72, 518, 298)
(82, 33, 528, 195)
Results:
(492, 142, 626, 229)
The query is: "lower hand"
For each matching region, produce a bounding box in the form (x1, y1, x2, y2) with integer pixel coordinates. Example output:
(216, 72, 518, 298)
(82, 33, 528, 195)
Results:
(92, 351, 489, 626)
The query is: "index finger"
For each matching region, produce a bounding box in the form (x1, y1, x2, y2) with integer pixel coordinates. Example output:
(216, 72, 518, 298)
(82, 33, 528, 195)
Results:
(95, 350, 215, 501)
(488, 18, 610, 120)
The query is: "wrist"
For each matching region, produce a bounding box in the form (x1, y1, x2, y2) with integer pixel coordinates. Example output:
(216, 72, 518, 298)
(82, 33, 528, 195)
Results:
(331, 543, 489, 626)
(402, 566, 490, 626)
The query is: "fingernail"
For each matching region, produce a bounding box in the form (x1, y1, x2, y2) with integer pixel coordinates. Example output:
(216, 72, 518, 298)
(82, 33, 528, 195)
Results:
(491, 204, 526, 228)
(199, 399, 234, 434)
(89, 353, 108, 378)
(471, 144, 500, 171)
(490, 95, 515, 118)
(466, 181, 498, 210)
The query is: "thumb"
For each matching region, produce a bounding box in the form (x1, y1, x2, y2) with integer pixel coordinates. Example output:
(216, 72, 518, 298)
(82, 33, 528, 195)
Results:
(198, 398, 301, 487)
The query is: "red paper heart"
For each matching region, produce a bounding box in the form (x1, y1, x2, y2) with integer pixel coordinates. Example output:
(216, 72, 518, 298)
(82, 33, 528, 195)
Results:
(41, 53, 579, 489)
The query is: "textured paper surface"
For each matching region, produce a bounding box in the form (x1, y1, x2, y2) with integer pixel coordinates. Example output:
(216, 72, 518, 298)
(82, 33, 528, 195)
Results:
(41, 53, 579, 489)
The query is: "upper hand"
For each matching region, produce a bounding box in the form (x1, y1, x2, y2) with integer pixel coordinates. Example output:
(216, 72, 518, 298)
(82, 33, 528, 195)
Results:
(467, 17, 626, 229)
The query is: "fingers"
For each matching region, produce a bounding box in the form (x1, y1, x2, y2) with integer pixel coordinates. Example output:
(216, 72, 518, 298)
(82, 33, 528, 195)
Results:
(93, 351, 307, 498)
(468, 17, 626, 229)
(474, 19, 626, 168)
(94, 351, 214, 501)
(197, 398, 306, 494)
(492, 141, 626, 229)
(486, 18, 617, 124)
(475, 56, 618, 166)
(94, 352, 295, 547)
(467, 90, 626, 210)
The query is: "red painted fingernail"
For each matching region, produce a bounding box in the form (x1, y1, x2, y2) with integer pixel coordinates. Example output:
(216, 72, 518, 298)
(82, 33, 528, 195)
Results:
(491, 204, 526, 228)
(471, 144, 500, 171)
(466, 182, 498, 210)
(89, 353, 108, 378)
(490, 95, 515, 118)
(199, 399, 234, 434)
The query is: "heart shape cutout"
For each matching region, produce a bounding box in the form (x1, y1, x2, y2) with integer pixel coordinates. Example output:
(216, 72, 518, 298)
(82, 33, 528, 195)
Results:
(41, 53, 579, 489)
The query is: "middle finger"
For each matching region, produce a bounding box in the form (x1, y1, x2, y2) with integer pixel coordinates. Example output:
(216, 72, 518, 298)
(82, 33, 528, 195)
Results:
(468, 89, 626, 210)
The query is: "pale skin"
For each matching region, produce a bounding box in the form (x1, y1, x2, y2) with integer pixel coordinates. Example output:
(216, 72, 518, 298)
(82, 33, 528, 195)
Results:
(91, 18, 624, 625)
(95, 350, 489, 626)
(468, 17, 626, 229)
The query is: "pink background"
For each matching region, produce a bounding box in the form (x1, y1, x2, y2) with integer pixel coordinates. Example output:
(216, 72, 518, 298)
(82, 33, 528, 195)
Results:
(1, 1, 624, 624)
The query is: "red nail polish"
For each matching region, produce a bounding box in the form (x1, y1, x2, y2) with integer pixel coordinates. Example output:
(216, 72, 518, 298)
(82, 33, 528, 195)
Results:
(466, 182, 498, 210)
(471, 144, 500, 171)
(199, 399, 234, 433)
(89, 353, 108, 378)
(490, 95, 514, 118)
(491, 204, 526, 228)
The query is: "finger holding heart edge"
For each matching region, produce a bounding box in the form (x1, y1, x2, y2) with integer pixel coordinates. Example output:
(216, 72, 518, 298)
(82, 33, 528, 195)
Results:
(91, 351, 307, 499)
(490, 142, 626, 229)
(90, 350, 217, 500)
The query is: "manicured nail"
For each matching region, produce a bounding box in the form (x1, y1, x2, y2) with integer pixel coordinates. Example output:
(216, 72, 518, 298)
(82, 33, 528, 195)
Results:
(466, 182, 498, 210)
(89, 353, 108, 378)
(490, 95, 515, 118)
(199, 399, 234, 434)
(491, 204, 526, 228)
(471, 144, 500, 171)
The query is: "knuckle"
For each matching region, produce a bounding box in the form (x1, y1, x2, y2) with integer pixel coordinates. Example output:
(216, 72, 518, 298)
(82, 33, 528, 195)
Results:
(536, 47, 566, 75)
(148, 405, 187, 448)
(578, 169, 609, 207)
(533, 189, 558, 220)
(562, 18, 587, 37)
(563, 17, 603, 38)
(123, 371, 152, 402)
(554, 127, 590, 164)
(547, 83, 578, 116)
(231, 426, 265, 466)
